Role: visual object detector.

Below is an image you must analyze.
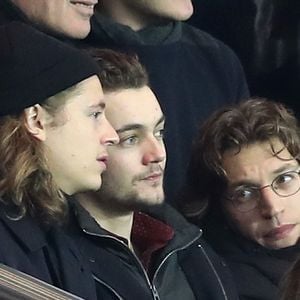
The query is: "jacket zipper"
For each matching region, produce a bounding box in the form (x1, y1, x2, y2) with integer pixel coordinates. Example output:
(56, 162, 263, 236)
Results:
(83, 228, 224, 300)
(152, 228, 202, 284)
(152, 228, 228, 300)
(197, 243, 228, 300)
(93, 275, 123, 300)
(82, 228, 159, 300)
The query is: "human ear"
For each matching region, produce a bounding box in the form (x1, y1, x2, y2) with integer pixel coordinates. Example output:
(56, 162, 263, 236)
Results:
(24, 104, 47, 141)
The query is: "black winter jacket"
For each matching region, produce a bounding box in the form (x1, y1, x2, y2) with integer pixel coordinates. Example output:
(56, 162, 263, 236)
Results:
(0, 205, 97, 300)
(68, 202, 239, 300)
(201, 218, 300, 300)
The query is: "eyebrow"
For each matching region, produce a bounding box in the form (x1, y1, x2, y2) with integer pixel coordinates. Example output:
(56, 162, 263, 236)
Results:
(230, 162, 299, 188)
(156, 115, 165, 127)
(116, 115, 165, 134)
(272, 162, 299, 174)
(88, 102, 106, 110)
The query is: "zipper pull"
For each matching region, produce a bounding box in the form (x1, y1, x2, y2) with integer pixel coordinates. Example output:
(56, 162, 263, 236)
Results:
(152, 285, 160, 300)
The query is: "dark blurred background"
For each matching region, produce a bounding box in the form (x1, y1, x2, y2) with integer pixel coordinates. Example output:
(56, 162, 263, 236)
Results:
(188, 0, 300, 117)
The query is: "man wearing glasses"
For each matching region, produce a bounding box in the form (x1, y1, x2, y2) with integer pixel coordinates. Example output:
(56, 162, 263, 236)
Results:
(179, 98, 300, 300)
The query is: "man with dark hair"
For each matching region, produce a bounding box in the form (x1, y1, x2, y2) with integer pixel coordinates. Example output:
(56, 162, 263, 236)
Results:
(87, 0, 249, 201)
(180, 98, 300, 299)
(67, 49, 239, 300)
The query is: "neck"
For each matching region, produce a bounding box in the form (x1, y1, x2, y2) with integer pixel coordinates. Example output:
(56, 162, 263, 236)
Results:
(76, 192, 134, 243)
(97, 0, 158, 31)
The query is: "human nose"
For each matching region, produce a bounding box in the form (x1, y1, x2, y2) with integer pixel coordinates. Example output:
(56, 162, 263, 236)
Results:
(142, 137, 166, 165)
(100, 117, 119, 146)
(259, 186, 285, 218)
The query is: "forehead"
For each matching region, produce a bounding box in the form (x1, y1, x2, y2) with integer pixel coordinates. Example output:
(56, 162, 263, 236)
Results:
(104, 86, 163, 128)
(64, 76, 104, 108)
(222, 140, 296, 182)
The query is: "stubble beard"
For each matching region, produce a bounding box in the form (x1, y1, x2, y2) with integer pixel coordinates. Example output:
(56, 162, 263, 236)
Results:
(98, 185, 165, 214)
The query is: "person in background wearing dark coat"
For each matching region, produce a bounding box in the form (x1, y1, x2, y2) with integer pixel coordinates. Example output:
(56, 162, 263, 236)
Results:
(0, 0, 98, 38)
(189, 0, 300, 118)
(67, 49, 239, 300)
(0, 22, 118, 299)
(179, 98, 300, 300)
(86, 0, 249, 203)
(280, 254, 300, 300)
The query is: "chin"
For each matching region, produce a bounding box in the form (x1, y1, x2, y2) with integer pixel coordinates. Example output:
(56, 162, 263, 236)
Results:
(174, 10, 193, 21)
(82, 179, 102, 193)
(172, 3, 194, 20)
(131, 198, 164, 211)
(261, 239, 297, 250)
(59, 23, 91, 39)
(143, 193, 164, 206)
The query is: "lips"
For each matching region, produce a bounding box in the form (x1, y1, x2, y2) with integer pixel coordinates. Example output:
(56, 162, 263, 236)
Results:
(97, 155, 108, 169)
(70, 0, 98, 6)
(70, 0, 97, 16)
(142, 172, 163, 181)
(264, 224, 295, 240)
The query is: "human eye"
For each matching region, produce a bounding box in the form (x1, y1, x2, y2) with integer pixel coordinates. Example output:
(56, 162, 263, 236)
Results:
(90, 111, 102, 119)
(274, 172, 298, 190)
(154, 128, 165, 140)
(231, 187, 255, 204)
(120, 135, 139, 147)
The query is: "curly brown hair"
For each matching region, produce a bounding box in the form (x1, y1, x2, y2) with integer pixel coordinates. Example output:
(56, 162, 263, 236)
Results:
(179, 98, 300, 220)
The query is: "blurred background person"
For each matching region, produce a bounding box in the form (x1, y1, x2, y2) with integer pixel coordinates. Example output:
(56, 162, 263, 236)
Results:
(189, 0, 300, 117)
(0, 0, 98, 38)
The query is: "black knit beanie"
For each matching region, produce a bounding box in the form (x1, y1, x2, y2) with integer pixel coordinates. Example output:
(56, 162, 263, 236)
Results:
(0, 21, 99, 116)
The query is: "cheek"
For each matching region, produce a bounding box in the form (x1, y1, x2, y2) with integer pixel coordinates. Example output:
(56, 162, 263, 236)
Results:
(48, 1, 66, 17)
(288, 195, 300, 211)
(223, 205, 260, 237)
(108, 150, 138, 166)
(107, 156, 130, 175)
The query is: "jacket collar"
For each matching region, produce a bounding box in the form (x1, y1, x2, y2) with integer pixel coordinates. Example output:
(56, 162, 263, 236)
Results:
(71, 200, 202, 251)
(142, 203, 202, 247)
(89, 13, 182, 46)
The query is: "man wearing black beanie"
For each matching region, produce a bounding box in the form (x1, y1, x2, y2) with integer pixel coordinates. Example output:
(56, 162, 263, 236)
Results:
(0, 22, 119, 299)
